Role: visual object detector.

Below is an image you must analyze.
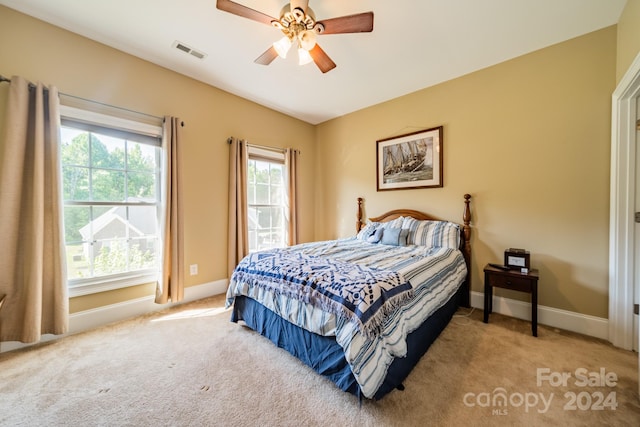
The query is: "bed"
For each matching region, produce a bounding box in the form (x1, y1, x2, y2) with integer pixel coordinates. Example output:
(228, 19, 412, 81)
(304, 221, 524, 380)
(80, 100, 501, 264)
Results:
(226, 194, 472, 400)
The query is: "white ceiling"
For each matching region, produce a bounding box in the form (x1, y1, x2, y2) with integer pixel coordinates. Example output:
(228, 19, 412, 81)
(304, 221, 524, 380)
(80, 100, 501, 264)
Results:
(0, 0, 627, 124)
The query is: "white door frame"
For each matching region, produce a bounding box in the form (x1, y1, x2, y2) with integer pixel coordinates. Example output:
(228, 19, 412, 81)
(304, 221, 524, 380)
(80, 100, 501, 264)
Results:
(609, 52, 640, 350)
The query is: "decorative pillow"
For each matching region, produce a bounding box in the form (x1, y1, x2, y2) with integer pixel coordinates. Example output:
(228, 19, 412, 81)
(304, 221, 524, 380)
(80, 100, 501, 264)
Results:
(356, 222, 380, 240)
(366, 226, 384, 243)
(405, 219, 461, 249)
(380, 227, 409, 246)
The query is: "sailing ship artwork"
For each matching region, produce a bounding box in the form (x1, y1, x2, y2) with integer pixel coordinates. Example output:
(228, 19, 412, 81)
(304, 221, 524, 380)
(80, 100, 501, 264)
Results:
(376, 126, 443, 191)
(383, 138, 432, 182)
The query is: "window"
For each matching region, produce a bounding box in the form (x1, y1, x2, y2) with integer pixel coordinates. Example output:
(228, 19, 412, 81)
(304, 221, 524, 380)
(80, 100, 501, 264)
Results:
(247, 146, 288, 252)
(60, 106, 163, 296)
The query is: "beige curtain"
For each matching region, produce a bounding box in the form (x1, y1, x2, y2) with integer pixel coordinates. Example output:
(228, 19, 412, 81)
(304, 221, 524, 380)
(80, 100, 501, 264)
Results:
(285, 148, 299, 246)
(227, 137, 249, 277)
(155, 117, 184, 304)
(0, 76, 68, 343)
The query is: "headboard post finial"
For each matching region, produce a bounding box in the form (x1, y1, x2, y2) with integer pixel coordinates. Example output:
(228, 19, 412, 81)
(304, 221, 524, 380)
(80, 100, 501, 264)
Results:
(463, 194, 471, 226)
(461, 194, 472, 307)
(356, 197, 364, 233)
(462, 194, 472, 252)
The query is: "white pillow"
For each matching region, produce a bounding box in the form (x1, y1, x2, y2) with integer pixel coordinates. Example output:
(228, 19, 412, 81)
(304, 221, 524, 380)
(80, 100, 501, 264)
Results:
(381, 216, 404, 230)
(402, 217, 461, 249)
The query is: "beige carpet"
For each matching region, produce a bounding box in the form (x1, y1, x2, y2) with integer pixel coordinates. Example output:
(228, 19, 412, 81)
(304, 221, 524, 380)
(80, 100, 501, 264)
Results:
(1, 295, 639, 427)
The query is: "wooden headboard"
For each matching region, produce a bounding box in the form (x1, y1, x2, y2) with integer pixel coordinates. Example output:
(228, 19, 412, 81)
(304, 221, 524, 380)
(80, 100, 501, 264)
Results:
(355, 194, 472, 307)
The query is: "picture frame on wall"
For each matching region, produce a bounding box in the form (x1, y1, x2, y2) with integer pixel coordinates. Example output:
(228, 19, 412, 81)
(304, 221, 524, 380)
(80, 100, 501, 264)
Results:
(376, 126, 443, 191)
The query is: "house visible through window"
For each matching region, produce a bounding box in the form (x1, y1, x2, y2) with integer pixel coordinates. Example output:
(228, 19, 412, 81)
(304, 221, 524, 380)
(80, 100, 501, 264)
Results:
(247, 146, 288, 252)
(60, 106, 163, 296)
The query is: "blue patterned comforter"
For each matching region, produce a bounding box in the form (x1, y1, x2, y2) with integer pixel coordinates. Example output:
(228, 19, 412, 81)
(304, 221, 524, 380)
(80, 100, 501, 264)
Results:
(226, 238, 467, 398)
(230, 248, 413, 337)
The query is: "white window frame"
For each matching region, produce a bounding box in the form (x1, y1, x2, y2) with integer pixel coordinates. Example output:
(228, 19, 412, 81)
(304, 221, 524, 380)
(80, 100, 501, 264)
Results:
(247, 146, 288, 252)
(60, 105, 164, 297)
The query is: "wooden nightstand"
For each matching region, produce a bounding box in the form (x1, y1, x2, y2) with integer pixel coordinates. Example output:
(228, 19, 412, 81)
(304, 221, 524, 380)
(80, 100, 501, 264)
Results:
(483, 264, 539, 336)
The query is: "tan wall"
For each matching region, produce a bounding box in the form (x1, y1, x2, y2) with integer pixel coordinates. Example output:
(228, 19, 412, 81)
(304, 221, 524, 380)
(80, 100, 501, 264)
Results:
(0, 6, 316, 313)
(616, 0, 640, 82)
(0, 5, 620, 320)
(316, 27, 616, 318)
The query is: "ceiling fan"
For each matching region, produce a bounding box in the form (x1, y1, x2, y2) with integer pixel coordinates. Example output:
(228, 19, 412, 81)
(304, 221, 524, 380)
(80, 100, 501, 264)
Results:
(216, 0, 374, 73)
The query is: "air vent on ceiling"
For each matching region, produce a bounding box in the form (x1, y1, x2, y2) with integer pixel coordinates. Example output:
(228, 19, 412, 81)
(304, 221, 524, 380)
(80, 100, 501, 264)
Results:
(173, 41, 207, 60)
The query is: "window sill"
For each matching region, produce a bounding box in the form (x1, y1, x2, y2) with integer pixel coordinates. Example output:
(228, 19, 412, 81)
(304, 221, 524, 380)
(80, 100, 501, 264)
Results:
(68, 271, 158, 298)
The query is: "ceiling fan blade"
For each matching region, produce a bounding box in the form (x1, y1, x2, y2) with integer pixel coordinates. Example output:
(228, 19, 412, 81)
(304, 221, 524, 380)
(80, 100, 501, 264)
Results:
(290, 0, 309, 13)
(254, 46, 279, 65)
(317, 12, 374, 34)
(309, 44, 336, 73)
(216, 0, 277, 26)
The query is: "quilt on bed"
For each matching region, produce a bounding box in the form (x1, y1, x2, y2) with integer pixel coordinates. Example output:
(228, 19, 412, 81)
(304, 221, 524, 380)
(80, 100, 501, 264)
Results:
(226, 238, 467, 398)
(230, 248, 414, 337)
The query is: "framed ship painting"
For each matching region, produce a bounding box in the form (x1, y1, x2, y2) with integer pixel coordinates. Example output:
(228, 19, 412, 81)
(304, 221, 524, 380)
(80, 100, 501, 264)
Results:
(376, 126, 443, 191)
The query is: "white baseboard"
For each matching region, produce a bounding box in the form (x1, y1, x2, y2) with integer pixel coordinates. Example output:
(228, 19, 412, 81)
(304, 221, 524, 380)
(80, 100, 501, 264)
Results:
(470, 291, 609, 340)
(0, 279, 228, 353)
(1, 284, 608, 353)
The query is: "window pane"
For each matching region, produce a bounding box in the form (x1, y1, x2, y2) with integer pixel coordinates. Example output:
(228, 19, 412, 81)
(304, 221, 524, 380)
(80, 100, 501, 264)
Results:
(93, 239, 129, 276)
(61, 128, 89, 166)
(127, 205, 158, 237)
(93, 205, 113, 218)
(91, 133, 125, 169)
(255, 161, 270, 184)
(257, 230, 271, 250)
(255, 183, 269, 204)
(271, 230, 284, 247)
(248, 161, 256, 184)
(129, 237, 157, 270)
(92, 169, 126, 201)
(127, 171, 156, 200)
(127, 142, 157, 171)
(257, 207, 272, 229)
(271, 166, 283, 185)
(248, 230, 257, 250)
(270, 184, 283, 205)
(63, 166, 90, 201)
(64, 206, 90, 243)
(272, 207, 284, 228)
(93, 206, 127, 239)
(248, 207, 258, 232)
(247, 184, 256, 205)
(65, 243, 90, 280)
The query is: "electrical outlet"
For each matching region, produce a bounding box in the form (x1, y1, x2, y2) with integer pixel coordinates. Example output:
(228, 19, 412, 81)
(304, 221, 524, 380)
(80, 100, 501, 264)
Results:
(189, 264, 198, 276)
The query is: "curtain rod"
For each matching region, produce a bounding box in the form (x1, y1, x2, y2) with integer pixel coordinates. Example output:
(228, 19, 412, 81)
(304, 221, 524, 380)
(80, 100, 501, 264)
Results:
(0, 75, 34, 88)
(0, 74, 164, 122)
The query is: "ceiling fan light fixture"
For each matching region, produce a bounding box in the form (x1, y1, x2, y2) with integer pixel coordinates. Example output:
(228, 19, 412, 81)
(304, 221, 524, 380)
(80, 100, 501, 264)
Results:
(298, 30, 317, 51)
(216, 0, 373, 73)
(298, 46, 313, 65)
(273, 36, 292, 58)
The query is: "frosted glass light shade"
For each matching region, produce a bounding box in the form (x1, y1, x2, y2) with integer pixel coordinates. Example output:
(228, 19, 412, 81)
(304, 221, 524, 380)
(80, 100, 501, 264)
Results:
(298, 47, 313, 65)
(273, 37, 292, 58)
